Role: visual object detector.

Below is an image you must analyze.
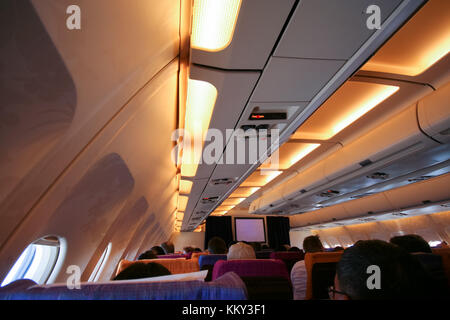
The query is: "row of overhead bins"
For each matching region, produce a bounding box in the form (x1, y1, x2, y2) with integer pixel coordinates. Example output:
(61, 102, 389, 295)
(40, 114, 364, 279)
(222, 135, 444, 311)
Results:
(178, 0, 430, 231)
(247, 0, 450, 221)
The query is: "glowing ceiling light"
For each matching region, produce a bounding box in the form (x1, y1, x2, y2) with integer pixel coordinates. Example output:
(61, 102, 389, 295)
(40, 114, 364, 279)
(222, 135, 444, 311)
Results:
(293, 82, 399, 140)
(241, 170, 283, 187)
(176, 211, 184, 221)
(178, 196, 189, 212)
(229, 187, 261, 198)
(179, 180, 193, 194)
(361, 0, 450, 76)
(191, 0, 242, 52)
(216, 205, 235, 212)
(181, 79, 217, 177)
(261, 142, 321, 170)
(211, 210, 228, 216)
(222, 197, 246, 206)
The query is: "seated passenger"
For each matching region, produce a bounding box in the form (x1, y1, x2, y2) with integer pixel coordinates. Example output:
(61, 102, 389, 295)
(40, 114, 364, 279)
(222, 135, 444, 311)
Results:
(150, 246, 165, 256)
(183, 246, 195, 254)
(160, 241, 175, 254)
(227, 242, 256, 260)
(113, 262, 171, 280)
(207, 236, 228, 254)
(389, 234, 432, 253)
(193, 248, 202, 253)
(288, 246, 302, 252)
(334, 240, 435, 299)
(137, 250, 157, 260)
(290, 235, 324, 300)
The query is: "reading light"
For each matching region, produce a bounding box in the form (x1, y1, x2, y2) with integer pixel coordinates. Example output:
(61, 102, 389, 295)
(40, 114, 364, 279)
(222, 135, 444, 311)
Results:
(191, 0, 242, 51)
(181, 79, 217, 177)
(179, 180, 193, 194)
(293, 82, 399, 140)
(178, 196, 189, 212)
(361, 0, 450, 76)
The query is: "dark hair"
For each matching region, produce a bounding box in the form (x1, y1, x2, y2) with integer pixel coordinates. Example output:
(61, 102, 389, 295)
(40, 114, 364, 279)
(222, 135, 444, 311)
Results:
(288, 246, 301, 252)
(114, 262, 171, 280)
(250, 242, 262, 252)
(332, 246, 344, 252)
(138, 250, 157, 260)
(275, 245, 287, 252)
(208, 237, 227, 254)
(183, 246, 195, 253)
(150, 246, 165, 256)
(303, 235, 324, 253)
(161, 241, 175, 254)
(389, 234, 432, 253)
(261, 244, 270, 250)
(336, 240, 432, 299)
(193, 247, 202, 252)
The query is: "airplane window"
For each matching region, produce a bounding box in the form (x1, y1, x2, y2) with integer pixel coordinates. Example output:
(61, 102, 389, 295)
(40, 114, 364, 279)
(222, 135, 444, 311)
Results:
(88, 243, 112, 282)
(1, 236, 61, 287)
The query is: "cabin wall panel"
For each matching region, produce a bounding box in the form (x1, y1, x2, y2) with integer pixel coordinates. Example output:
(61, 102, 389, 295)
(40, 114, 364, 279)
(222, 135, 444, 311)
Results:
(0, 0, 180, 252)
(0, 61, 179, 283)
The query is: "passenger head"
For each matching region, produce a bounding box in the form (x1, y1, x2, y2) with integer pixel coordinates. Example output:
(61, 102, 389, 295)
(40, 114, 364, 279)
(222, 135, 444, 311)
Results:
(250, 242, 262, 252)
(227, 242, 256, 260)
(150, 246, 165, 256)
(193, 247, 202, 252)
(336, 240, 431, 300)
(261, 244, 270, 250)
(288, 246, 301, 252)
(303, 235, 324, 253)
(137, 250, 157, 260)
(333, 246, 344, 252)
(275, 245, 287, 252)
(114, 262, 171, 280)
(160, 241, 175, 254)
(183, 246, 195, 254)
(389, 234, 432, 253)
(207, 236, 228, 254)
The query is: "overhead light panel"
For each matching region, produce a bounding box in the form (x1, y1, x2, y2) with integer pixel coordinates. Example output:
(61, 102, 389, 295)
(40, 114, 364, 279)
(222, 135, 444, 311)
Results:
(241, 170, 283, 187)
(191, 0, 242, 51)
(229, 187, 261, 198)
(361, 0, 450, 76)
(293, 81, 399, 140)
(181, 79, 217, 177)
(178, 195, 189, 212)
(222, 198, 246, 206)
(261, 142, 321, 170)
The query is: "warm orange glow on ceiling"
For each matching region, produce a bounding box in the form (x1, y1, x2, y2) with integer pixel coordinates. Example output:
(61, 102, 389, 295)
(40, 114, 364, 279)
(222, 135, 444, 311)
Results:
(240, 170, 283, 187)
(260, 142, 321, 170)
(210, 210, 228, 216)
(178, 195, 189, 212)
(293, 81, 399, 140)
(229, 187, 261, 198)
(179, 180, 193, 194)
(222, 198, 246, 206)
(216, 205, 235, 211)
(191, 0, 242, 52)
(361, 0, 450, 76)
(181, 79, 217, 177)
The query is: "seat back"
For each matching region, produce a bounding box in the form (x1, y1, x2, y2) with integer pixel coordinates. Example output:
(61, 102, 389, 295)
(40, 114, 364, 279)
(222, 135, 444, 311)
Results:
(432, 248, 450, 287)
(304, 252, 343, 300)
(0, 272, 248, 300)
(198, 254, 227, 269)
(212, 259, 289, 280)
(270, 251, 305, 273)
(116, 258, 199, 276)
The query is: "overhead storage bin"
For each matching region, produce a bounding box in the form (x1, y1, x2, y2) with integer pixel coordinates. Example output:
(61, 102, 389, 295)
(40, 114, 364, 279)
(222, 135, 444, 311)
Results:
(418, 81, 450, 143)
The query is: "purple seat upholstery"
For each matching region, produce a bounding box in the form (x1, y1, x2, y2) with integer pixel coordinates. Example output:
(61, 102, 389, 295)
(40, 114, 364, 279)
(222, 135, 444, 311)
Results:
(270, 251, 304, 273)
(198, 254, 227, 269)
(212, 259, 289, 281)
(0, 272, 248, 300)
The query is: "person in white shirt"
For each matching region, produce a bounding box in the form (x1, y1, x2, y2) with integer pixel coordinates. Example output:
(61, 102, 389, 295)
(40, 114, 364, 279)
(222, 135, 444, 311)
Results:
(290, 235, 324, 300)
